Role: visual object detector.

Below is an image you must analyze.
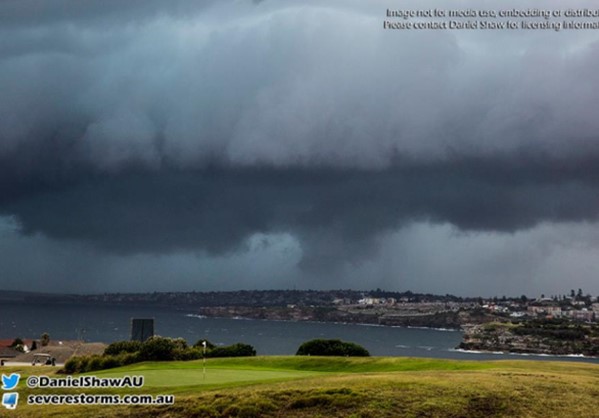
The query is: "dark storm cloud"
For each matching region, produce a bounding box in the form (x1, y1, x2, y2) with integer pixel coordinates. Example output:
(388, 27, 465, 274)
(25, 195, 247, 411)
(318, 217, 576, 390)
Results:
(2, 0, 599, 279)
(0, 0, 219, 28)
(4, 151, 599, 273)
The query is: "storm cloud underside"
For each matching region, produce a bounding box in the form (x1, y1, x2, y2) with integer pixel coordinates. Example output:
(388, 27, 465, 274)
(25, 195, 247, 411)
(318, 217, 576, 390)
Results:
(2, 0, 599, 294)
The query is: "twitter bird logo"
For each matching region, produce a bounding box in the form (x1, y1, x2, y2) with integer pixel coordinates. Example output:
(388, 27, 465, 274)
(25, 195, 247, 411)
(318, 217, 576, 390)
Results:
(1, 373, 20, 391)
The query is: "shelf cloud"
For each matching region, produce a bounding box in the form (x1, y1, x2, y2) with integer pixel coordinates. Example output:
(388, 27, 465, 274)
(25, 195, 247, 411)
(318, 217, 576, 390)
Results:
(2, 0, 599, 294)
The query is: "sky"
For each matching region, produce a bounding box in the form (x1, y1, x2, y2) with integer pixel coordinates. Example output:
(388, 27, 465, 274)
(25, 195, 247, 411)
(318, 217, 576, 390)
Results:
(2, 0, 599, 296)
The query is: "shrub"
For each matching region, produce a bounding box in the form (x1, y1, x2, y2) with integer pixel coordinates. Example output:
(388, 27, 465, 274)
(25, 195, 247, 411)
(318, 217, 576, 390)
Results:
(172, 337, 188, 350)
(207, 343, 257, 358)
(61, 337, 256, 373)
(63, 357, 82, 374)
(173, 347, 203, 361)
(138, 336, 180, 361)
(104, 340, 142, 356)
(87, 355, 104, 372)
(100, 356, 121, 370)
(77, 356, 90, 373)
(119, 352, 140, 366)
(10, 338, 25, 353)
(10, 338, 24, 348)
(296, 339, 370, 357)
(193, 339, 216, 350)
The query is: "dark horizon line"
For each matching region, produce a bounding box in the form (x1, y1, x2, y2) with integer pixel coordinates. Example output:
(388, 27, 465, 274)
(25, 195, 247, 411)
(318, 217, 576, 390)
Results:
(0, 287, 587, 300)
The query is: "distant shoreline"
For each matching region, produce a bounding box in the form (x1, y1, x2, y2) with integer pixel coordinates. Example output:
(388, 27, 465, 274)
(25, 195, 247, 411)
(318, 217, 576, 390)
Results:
(184, 312, 463, 332)
(452, 348, 598, 360)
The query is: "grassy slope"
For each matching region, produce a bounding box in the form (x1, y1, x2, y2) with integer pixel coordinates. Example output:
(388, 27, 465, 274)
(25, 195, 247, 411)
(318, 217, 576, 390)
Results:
(5, 357, 599, 417)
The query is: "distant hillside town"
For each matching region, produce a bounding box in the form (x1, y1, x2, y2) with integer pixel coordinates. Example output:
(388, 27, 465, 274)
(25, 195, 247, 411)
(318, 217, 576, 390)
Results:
(3, 288, 599, 357)
(2, 288, 598, 328)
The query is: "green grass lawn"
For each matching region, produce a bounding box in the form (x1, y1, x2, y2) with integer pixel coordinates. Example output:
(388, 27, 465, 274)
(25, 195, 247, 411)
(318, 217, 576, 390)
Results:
(4, 356, 599, 417)
(90, 362, 327, 391)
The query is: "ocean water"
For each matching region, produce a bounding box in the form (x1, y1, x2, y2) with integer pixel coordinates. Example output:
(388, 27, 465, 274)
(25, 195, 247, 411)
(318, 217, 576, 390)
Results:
(1, 302, 598, 363)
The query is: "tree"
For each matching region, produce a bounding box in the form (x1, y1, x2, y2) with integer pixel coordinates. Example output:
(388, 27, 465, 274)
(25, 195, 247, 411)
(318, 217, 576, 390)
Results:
(104, 340, 142, 356)
(10, 337, 24, 353)
(296, 339, 370, 357)
(138, 336, 179, 361)
(10, 337, 24, 348)
(207, 343, 256, 358)
(30, 341, 37, 351)
(193, 339, 216, 350)
(41, 333, 50, 347)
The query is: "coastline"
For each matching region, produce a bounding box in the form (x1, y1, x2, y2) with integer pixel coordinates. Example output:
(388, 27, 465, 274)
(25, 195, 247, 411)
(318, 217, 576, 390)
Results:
(458, 321, 599, 358)
(184, 312, 463, 333)
(452, 348, 598, 359)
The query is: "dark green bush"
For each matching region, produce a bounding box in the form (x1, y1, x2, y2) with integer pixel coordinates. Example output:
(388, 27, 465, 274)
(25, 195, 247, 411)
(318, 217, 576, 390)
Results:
(63, 356, 82, 374)
(207, 343, 257, 358)
(61, 337, 256, 374)
(62, 352, 140, 374)
(87, 355, 104, 372)
(77, 356, 91, 373)
(104, 340, 142, 356)
(193, 339, 216, 350)
(296, 339, 370, 356)
(99, 356, 121, 370)
(138, 336, 183, 361)
(119, 352, 140, 366)
(10, 338, 24, 348)
(173, 347, 203, 361)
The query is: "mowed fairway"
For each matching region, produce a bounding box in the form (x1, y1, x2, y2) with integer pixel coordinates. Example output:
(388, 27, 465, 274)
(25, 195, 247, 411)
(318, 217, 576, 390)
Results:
(6, 356, 599, 417)
(90, 361, 328, 390)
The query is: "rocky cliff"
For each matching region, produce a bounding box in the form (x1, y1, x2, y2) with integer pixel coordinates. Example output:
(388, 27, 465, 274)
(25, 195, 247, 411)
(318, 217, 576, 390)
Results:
(458, 320, 599, 356)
